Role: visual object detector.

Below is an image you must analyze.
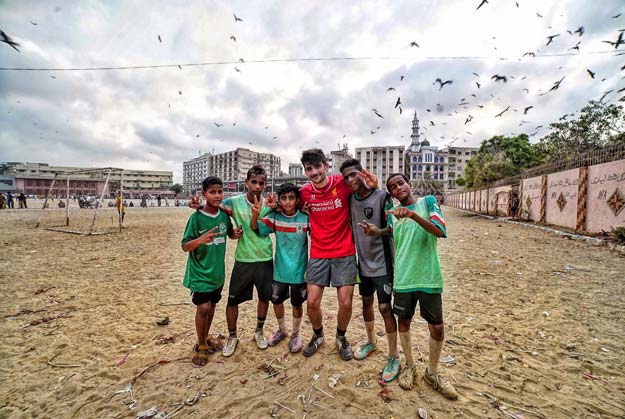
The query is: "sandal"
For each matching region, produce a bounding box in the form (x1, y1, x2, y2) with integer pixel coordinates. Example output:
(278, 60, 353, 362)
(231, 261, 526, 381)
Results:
(192, 345, 210, 368)
(193, 342, 216, 355)
(207, 337, 223, 351)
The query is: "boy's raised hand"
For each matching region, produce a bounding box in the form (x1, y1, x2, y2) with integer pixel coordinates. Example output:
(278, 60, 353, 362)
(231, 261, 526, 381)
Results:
(300, 202, 310, 215)
(251, 194, 262, 218)
(265, 192, 278, 209)
(197, 226, 219, 244)
(358, 220, 376, 236)
(188, 194, 202, 210)
(389, 207, 413, 219)
(357, 169, 379, 189)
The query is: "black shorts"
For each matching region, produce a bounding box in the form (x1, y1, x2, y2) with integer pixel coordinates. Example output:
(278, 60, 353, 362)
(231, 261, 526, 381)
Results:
(392, 291, 443, 325)
(272, 281, 307, 306)
(227, 260, 273, 306)
(359, 274, 393, 305)
(191, 286, 223, 306)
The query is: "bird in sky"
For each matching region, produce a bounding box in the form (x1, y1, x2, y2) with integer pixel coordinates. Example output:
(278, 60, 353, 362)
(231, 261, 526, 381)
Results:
(1, 29, 21, 52)
(543, 76, 565, 94)
(602, 31, 624, 49)
(536, 12, 543, 18)
(491, 74, 507, 83)
(239, 58, 245, 63)
(434, 78, 453, 90)
(587, 69, 596, 78)
(546, 34, 560, 45)
(400, 75, 404, 81)
(234, 13, 243, 22)
(395, 97, 401, 108)
(230, 35, 236, 42)
(495, 105, 511, 117)
(524, 106, 534, 114)
(574, 26, 584, 36)
(409, 41, 420, 47)
(612, 13, 622, 18)
(387, 87, 396, 91)
(30, 21, 38, 25)
(476, 81, 481, 89)
(398, 106, 403, 114)
(157, 35, 162, 43)
(476, 0, 488, 11)
(599, 90, 614, 102)
(465, 115, 474, 125)
(523, 88, 529, 93)
(522, 52, 536, 58)
(372, 109, 384, 118)
(472, 72, 480, 77)
(178, 90, 182, 95)
(234, 67, 241, 72)
(214, 122, 223, 127)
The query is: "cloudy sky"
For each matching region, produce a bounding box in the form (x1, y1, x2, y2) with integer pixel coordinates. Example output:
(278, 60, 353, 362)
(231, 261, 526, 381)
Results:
(1, 0, 623, 183)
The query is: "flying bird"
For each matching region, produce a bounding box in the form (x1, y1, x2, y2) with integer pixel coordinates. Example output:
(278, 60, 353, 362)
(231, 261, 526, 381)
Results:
(234, 67, 241, 72)
(230, 35, 236, 42)
(574, 26, 584, 36)
(1, 30, 21, 52)
(523, 88, 529, 93)
(178, 65, 182, 70)
(524, 106, 533, 114)
(599, 90, 614, 102)
(587, 69, 596, 78)
(234, 13, 243, 22)
(546, 76, 565, 93)
(491, 74, 507, 83)
(395, 97, 401, 108)
(30, 21, 38, 25)
(536, 13, 543, 18)
(398, 106, 403, 114)
(476, 0, 488, 11)
(387, 87, 396, 91)
(157, 35, 162, 43)
(409, 41, 420, 47)
(372, 109, 384, 118)
(434, 78, 453, 90)
(214, 122, 223, 127)
(464, 115, 474, 125)
(400, 75, 404, 81)
(612, 13, 622, 18)
(476, 81, 481, 89)
(178, 90, 182, 95)
(495, 105, 511, 117)
(239, 58, 244, 62)
(522, 52, 536, 58)
(602, 31, 624, 49)
(546, 34, 560, 45)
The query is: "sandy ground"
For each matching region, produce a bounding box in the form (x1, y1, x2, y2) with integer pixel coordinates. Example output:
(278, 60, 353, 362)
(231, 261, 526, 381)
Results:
(0, 205, 624, 419)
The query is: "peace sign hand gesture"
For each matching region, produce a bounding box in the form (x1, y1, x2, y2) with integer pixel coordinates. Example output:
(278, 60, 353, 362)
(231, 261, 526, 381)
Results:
(197, 226, 219, 244)
(358, 169, 379, 189)
(188, 194, 202, 210)
(251, 194, 262, 219)
(265, 192, 278, 209)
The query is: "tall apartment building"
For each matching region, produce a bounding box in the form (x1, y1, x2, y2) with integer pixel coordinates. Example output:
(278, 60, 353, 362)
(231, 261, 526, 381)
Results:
(354, 145, 405, 184)
(183, 148, 281, 194)
(1, 162, 173, 197)
(444, 146, 478, 190)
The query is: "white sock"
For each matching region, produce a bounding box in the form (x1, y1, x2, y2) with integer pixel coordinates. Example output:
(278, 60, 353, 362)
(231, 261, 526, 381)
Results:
(399, 331, 414, 367)
(428, 337, 444, 375)
(277, 316, 288, 333)
(292, 316, 302, 335)
(365, 320, 376, 345)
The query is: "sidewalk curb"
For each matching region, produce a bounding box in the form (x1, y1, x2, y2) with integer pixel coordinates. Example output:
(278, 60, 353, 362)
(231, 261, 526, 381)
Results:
(449, 207, 625, 256)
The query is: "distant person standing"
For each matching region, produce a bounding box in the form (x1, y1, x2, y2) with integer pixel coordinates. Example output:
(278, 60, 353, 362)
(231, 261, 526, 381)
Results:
(18, 193, 27, 209)
(115, 195, 126, 223)
(165, 196, 169, 207)
(0, 193, 6, 209)
(150, 195, 155, 207)
(157, 194, 162, 207)
(140, 195, 147, 208)
(7, 192, 14, 209)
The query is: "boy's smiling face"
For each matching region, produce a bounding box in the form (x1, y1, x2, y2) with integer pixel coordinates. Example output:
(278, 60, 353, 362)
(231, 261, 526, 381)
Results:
(203, 184, 224, 209)
(278, 191, 298, 215)
(341, 165, 364, 191)
(387, 175, 411, 202)
(303, 161, 328, 185)
(245, 174, 266, 200)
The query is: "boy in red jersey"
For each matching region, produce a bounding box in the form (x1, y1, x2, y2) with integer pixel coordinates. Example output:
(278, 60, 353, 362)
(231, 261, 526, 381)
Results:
(299, 148, 377, 361)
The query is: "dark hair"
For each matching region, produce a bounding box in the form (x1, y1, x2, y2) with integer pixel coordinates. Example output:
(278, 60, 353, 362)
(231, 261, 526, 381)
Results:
(300, 148, 326, 166)
(276, 183, 300, 199)
(339, 158, 362, 173)
(386, 173, 409, 189)
(202, 176, 223, 191)
(246, 165, 266, 180)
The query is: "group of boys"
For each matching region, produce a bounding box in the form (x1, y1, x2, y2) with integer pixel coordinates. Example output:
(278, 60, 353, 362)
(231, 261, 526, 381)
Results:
(181, 149, 457, 399)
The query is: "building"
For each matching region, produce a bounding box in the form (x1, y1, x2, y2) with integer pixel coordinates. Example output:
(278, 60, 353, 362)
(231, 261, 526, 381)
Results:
(327, 144, 353, 174)
(0, 175, 16, 193)
(1, 162, 174, 197)
(403, 112, 477, 190)
(288, 163, 303, 177)
(183, 148, 281, 194)
(444, 146, 478, 190)
(354, 145, 405, 183)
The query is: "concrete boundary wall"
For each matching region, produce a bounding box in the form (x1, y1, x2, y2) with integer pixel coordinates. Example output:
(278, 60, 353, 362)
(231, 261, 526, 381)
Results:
(446, 158, 625, 233)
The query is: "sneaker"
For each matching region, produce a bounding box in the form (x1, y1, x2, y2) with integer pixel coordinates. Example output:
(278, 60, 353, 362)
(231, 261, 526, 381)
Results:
(353, 342, 376, 360)
(289, 333, 303, 353)
(303, 334, 324, 357)
(398, 364, 416, 390)
(336, 336, 353, 361)
(424, 367, 458, 400)
(381, 356, 401, 382)
(222, 336, 239, 357)
(268, 329, 288, 346)
(255, 330, 268, 349)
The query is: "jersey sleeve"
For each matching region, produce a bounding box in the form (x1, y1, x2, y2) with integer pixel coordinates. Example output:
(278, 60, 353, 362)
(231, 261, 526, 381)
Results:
(181, 215, 197, 245)
(226, 213, 234, 232)
(221, 197, 233, 216)
(260, 200, 273, 218)
(257, 214, 276, 236)
(425, 196, 447, 238)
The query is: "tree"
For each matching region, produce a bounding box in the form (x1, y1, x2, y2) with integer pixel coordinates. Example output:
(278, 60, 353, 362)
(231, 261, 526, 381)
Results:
(170, 183, 184, 197)
(537, 101, 625, 162)
(463, 134, 544, 187)
(0, 164, 10, 175)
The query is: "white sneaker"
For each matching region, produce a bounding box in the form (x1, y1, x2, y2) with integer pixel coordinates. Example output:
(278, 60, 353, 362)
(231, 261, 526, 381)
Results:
(255, 330, 268, 349)
(222, 336, 239, 357)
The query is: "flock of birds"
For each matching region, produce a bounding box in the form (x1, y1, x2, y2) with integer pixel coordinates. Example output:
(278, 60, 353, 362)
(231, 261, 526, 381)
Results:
(1, 2, 624, 156)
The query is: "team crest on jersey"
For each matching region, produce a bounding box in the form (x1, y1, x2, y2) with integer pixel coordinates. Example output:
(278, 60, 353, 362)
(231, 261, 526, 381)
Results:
(296, 224, 304, 234)
(363, 207, 373, 219)
(219, 223, 227, 234)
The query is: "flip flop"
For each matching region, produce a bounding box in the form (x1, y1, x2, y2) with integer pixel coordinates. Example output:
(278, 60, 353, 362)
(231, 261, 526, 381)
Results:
(192, 345, 210, 368)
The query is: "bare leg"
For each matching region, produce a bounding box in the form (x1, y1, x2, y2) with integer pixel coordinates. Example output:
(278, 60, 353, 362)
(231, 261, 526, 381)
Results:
(336, 285, 354, 331)
(306, 284, 324, 330)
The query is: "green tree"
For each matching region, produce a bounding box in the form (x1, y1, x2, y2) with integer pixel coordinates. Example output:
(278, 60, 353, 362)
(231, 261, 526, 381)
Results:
(537, 101, 625, 161)
(170, 183, 184, 197)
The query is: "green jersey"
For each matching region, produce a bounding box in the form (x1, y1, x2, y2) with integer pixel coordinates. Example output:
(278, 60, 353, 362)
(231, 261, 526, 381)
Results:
(257, 210, 309, 284)
(181, 209, 233, 292)
(222, 194, 273, 262)
(389, 195, 447, 293)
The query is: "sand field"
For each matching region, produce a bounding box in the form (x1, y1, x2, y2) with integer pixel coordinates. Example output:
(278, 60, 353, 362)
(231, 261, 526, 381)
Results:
(0, 205, 624, 418)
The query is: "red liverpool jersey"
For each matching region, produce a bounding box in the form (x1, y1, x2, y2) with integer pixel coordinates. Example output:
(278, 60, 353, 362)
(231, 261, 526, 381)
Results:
(300, 174, 355, 259)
